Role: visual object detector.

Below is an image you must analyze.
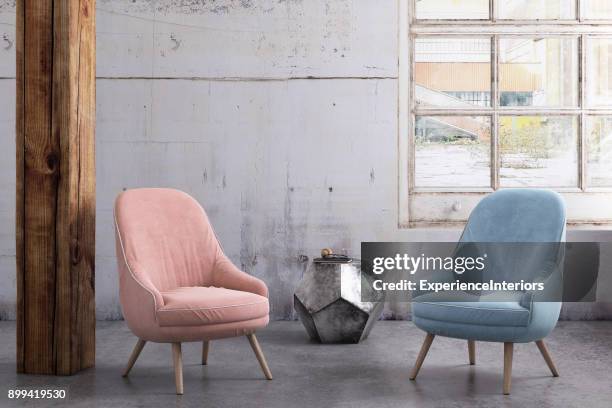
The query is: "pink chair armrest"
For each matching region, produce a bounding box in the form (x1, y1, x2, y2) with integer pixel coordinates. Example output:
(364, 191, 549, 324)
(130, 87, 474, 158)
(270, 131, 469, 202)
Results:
(213, 255, 268, 298)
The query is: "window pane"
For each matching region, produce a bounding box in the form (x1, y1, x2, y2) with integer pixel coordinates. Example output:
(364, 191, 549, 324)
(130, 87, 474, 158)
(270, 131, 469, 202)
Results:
(586, 116, 612, 187)
(415, 38, 491, 108)
(586, 38, 612, 107)
(500, 116, 578, 187)
(415, 116, 491, 187)
(415, 0, 489, 19)
(499, 38, 578, 107)
(584, 0, 612, 19)
(498, 0, 576, 20)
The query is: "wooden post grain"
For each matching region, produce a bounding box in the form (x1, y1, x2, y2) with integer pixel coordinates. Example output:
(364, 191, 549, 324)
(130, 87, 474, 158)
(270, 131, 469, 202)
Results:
(16, 0, 96, 375)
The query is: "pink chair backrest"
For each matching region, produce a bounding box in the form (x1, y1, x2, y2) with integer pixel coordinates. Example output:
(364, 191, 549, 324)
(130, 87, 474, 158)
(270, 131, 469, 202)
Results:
(114, 188, 220, 292)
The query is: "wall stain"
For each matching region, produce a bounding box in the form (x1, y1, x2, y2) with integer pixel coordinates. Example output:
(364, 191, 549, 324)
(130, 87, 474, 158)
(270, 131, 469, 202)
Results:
(210, 5, 229, 14)
(239, 192, 253, 273)
(2, 34, 12, 50)
(170, 33, 182, 50)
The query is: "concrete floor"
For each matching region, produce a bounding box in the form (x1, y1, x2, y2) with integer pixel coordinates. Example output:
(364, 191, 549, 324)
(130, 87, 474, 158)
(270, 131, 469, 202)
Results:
(0, 321, 611, 408)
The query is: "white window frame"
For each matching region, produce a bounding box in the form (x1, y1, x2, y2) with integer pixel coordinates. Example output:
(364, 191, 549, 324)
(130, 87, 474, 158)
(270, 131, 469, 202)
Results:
(399, 0, 612, 228)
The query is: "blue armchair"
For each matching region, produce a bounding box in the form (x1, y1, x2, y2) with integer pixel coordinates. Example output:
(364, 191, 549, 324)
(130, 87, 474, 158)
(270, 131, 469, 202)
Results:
(409, 189, 565, 394)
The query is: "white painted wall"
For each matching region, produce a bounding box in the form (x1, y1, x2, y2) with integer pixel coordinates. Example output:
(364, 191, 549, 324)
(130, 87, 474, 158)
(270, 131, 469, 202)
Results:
(0, 0, 610, 320)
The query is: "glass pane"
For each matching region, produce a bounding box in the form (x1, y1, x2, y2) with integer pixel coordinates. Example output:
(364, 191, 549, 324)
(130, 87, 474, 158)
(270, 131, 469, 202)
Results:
(500, 116, 578, 187)
(586, 38, 612, 107)
(415, 116, 491, 187)
(498, 0, 576, 20)
(584, 0, 612, 19)
(499, 38, 578, 107)
(415, 38, 491, 108)
(415, 0, 489, 19)
(586, 116, 612, 187)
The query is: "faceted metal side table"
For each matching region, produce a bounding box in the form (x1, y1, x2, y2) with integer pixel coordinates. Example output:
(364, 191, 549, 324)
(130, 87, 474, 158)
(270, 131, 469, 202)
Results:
(294, 260, 384, 343)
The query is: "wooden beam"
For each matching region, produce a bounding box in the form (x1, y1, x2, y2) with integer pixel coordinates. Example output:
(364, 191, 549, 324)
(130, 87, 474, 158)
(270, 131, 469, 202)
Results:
(16, 0, 96, 375)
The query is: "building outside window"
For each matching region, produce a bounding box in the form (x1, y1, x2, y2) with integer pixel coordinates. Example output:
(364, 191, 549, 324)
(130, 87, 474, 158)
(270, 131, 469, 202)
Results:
(401, 0, 612, 226)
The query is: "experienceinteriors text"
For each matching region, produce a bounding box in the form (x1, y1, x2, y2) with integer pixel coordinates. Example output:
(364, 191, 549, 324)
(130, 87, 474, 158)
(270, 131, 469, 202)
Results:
(373, 279, 545, 292)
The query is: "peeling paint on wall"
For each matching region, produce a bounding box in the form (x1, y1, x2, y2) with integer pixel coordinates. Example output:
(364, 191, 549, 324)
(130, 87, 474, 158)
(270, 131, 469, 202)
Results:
(95, 0, 397, 79)
(0, 1, 15, 13)
(97, 0, 301, 15)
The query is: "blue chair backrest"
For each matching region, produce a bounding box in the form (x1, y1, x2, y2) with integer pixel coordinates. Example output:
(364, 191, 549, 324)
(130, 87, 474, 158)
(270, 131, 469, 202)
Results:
(457, 189, 566, 285)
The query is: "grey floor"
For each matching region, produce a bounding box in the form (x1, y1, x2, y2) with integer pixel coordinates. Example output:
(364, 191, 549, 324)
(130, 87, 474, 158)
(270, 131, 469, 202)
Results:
(0, 321, 611, 408)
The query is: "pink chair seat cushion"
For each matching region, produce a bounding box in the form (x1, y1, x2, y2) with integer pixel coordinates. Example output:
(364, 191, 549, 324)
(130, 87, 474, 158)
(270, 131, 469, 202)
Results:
(157, 286, 269, 327)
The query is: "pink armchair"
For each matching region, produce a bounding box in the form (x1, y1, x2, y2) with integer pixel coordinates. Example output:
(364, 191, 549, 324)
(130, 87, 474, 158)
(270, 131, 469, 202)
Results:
(114, 188, 272, 394)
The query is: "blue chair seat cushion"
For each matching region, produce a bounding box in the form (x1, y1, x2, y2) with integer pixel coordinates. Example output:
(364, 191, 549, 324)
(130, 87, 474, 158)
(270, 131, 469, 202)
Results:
(412, 291, 531, 327)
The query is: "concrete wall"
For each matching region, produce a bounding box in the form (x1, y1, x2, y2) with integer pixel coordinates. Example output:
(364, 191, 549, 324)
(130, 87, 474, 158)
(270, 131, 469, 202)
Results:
(0, 1, 15, 321)
(0, 0, 611, 321)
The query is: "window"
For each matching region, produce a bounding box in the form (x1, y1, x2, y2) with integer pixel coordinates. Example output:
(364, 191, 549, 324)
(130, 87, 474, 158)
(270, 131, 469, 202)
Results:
(402, 0, 612, 227)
